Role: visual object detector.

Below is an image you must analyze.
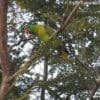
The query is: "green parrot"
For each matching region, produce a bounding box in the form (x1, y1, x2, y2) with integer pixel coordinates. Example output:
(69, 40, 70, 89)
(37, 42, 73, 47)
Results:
(24, 24, 49, 41)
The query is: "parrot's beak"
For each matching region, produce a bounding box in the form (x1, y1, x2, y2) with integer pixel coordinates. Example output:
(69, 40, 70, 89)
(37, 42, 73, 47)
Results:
(24, 28, 30, 33)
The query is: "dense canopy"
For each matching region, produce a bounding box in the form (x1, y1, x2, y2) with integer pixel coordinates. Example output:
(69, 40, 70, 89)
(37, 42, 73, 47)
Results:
(0, 0, 99, 100)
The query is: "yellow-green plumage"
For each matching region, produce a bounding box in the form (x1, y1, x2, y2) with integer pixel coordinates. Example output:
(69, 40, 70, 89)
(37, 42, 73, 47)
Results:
(34, 25, 49, 41)
(25, 24, 49, 41)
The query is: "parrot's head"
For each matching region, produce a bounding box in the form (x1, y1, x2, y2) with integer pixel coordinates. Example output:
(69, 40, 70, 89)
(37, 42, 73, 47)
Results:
(23, 20, 38, 33)
(23, 24, 32, 33)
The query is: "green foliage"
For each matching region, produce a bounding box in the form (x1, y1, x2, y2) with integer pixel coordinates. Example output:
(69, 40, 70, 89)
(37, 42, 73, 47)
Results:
(7, 0, 100, 99)
(16, 0, 64, 29)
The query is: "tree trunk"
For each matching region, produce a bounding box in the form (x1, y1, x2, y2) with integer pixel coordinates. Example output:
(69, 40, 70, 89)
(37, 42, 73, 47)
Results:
(0, 0, 11, 99)
(41, 57, 48, 100)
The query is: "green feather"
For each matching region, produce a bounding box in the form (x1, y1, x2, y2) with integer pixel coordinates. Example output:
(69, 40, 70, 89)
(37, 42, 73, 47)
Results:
(25, 24, 49, 41)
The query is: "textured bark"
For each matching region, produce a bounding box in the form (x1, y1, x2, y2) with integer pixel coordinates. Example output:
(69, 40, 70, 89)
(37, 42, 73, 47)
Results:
(0, 0, 11, 99)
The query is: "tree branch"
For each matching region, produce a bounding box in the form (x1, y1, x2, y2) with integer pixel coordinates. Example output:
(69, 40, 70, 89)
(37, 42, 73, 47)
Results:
(54, 0, 84, 36)
(0, 0, 11, 99)
(89, 79, 100, 100)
